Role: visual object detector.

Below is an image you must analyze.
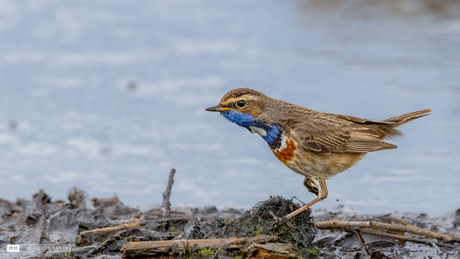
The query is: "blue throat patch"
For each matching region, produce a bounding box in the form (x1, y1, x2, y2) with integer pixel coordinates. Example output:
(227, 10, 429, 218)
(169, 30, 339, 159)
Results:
(221, 110, 281, 146)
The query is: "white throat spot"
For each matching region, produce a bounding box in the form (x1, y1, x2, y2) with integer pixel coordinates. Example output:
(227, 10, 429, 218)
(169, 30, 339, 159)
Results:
(276, 133, 288, 151)
(249, 126, 267, 137)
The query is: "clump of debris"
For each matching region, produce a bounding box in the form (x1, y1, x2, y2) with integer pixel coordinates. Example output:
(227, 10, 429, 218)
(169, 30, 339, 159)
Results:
(0, 169, 459, 258)
(168, 195, 319, 259)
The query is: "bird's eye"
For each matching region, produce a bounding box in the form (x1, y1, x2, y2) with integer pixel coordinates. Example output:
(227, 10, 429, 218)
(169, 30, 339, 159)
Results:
(237, 100, 246, 108)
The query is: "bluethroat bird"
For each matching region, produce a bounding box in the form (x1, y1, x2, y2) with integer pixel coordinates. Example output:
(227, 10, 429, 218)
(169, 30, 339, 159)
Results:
(206, 88, 431, 222)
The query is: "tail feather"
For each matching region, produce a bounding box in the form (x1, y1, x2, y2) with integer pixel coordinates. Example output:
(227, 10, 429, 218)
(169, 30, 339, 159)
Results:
(375, 109, 431, 139)
(383, 109, 432, 127)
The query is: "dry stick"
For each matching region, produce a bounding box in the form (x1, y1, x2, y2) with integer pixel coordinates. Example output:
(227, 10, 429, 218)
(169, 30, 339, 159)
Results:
(0, 226, 14, 231)
(387, 216, 412, 227)
(79, 218, 194, 237)
(79, 223, 141, 236)
(354, 229, 371, 255)
(121, 235, 296, 258)
(82, 229, 128, 258)
(161, 168, 176, 219)
(316, 221, 460, 243)
(359, 229, 444, 248)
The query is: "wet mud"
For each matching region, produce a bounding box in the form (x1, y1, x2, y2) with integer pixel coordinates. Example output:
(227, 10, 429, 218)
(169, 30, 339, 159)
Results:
(0, 189, 459, 258)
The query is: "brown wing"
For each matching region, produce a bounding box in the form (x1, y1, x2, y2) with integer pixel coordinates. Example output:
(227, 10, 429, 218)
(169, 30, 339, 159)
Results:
(289, 112, 398, 155)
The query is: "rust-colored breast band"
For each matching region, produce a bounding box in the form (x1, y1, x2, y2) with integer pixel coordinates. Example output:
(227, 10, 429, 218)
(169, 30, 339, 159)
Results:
(273, 139, 297, 163)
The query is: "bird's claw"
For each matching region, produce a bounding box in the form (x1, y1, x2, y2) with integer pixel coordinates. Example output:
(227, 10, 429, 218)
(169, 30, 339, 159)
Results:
(269, 211, 291, 227)
(279, 216, 290, 225)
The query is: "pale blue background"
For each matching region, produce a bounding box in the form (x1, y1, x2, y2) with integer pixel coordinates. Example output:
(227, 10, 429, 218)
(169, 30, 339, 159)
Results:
(0, 0, 459, 216)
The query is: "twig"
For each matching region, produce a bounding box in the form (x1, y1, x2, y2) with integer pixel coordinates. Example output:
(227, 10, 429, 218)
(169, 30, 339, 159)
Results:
(316, 220, 460, 243)
(386, 216, 411, 227)
(161, 168, 176, 219)
(0, 226, 14, 231)
(82, 229, 128, 259)
(354, 229, 371, 255)
(78, 217, 194, 239)
(79, 223, 140, 236)
(359, 229, 435, 246)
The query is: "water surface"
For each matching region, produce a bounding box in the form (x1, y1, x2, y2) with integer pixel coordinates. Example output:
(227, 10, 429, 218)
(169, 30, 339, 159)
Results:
(0, 0, 459, 216)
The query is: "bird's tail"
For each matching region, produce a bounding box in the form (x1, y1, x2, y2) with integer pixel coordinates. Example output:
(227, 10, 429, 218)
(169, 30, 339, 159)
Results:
(382, 109, 432, 127)
(374, 109, 431, 139)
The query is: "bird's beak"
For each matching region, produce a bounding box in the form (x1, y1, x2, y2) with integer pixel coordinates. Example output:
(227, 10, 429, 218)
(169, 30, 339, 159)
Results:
(205, 105, 231, 112)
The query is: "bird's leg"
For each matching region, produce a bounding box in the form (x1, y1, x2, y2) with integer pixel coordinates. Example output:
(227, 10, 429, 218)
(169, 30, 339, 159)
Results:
(280, 178, 328, 223)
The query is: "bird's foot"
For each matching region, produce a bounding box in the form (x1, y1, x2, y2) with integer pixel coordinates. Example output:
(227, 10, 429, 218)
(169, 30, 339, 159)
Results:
(269, 211, 292, 228)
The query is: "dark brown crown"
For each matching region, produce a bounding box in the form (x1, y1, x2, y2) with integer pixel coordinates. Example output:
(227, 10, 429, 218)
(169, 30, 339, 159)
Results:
(220, 88, 266, 103)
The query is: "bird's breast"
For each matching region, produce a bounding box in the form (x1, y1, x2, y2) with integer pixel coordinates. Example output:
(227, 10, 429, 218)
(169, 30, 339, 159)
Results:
(271, 133, 297, 164)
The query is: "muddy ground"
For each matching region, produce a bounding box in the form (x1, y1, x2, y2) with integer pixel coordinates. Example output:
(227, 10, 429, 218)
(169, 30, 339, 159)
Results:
(0, 189, 459, 258)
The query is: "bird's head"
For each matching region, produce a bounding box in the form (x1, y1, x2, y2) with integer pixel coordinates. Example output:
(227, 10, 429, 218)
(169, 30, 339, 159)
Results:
(205, 88, 267, 127)
(206, 88, 282, 145)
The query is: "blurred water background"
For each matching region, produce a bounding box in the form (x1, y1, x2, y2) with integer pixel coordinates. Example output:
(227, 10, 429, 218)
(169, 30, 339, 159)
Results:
(0, 0, 459, 216)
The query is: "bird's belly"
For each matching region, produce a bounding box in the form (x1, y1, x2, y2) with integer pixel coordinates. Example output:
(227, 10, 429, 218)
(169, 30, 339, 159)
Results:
(271, 137, 364, 179)
(291, 152, 364, 179)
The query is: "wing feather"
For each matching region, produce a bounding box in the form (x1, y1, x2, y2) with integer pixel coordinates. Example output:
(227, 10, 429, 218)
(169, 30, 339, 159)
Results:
(288, 111, 396, 154)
